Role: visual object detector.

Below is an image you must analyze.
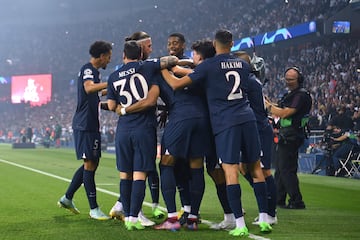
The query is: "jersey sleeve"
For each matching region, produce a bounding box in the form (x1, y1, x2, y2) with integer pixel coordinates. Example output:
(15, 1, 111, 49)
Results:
(82, 67, 95, 82)
(188, 62, 207, 87)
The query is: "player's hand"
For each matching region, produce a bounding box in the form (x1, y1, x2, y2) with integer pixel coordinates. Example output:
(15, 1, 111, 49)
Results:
(115, 105, 123, 116)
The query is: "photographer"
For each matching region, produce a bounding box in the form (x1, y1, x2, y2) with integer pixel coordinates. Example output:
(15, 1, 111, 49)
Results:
(320, 127, 343, 175)
(265, 67, 312, 209)
(330, 126, 358, 177)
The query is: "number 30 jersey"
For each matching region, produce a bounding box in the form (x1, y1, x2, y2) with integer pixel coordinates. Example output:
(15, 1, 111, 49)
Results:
(188, 53, 256, 135)
(107, 59, 160, 130)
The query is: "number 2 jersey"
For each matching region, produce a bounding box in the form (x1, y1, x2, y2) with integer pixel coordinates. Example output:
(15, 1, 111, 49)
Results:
(188, 53, 256, 135)
(107, 59, 160, 130)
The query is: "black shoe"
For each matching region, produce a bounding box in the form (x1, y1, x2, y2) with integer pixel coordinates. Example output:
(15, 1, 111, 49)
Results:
(179, 211, 189, 225)
(285, 202, 306, 209)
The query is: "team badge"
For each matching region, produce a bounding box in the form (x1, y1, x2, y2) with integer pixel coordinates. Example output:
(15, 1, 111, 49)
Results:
(83, 68, 94, 79)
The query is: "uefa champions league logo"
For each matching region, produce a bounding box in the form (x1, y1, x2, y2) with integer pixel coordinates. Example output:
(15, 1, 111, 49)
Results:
(261, 28, 292, 45)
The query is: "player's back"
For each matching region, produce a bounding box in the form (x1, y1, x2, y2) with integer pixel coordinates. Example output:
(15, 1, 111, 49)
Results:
(107, 60, 159, 130)
(158, 73, 208, 123)
(189, 53, 256, 134)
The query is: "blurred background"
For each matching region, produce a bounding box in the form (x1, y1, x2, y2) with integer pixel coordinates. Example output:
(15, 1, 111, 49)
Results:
(0, 0, 359, 160)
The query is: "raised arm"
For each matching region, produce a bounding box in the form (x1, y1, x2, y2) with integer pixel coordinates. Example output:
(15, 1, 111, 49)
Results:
(161, 69, 193, 90)
(171, 65, 193, 77)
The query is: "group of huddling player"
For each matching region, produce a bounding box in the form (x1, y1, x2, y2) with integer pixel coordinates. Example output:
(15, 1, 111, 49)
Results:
(57, 28, 312, 237)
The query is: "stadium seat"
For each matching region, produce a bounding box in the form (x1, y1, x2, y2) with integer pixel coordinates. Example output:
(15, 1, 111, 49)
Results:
(335, 146, 360, 178)
(350, 153, 360, 178)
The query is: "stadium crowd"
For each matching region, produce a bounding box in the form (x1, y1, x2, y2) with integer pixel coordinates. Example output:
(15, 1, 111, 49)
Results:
(0, 0, 358, 144)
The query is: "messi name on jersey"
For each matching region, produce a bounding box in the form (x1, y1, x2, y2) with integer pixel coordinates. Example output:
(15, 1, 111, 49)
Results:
(220, 61, 243, 69)
(119, 68, 135, 78)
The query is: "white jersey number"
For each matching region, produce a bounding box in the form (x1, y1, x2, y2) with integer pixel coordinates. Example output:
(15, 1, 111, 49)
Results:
(113, 73, 149, 107)
(225, 71, 243, 100)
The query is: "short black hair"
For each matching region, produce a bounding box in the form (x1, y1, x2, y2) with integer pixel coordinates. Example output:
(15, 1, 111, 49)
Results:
(89, 41, 112, 58)
(215, 29, 233, 45)
(168, 33, 186, 43)
(125, 31, 150, 41)
(124, 40, 142, 60)
(191, 39, 215, 59)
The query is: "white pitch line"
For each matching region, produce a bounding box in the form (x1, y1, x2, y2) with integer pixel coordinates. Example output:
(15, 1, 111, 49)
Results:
(0, 158, 270, 240)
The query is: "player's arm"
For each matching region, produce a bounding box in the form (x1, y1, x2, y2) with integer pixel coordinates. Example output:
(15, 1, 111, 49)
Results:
(171, 65, 193, 77)
(159, 56, 178, 69)
(84, 80, 107, 94)
(177, 59, 195, 68)
(107, 99, 117, 112)
(265, 98, 297, 118)
(161, 69, 193, 90)
(115, 85, 160, 116)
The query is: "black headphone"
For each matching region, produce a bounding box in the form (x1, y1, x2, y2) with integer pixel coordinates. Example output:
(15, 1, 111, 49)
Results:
(285, 66, 304, 84)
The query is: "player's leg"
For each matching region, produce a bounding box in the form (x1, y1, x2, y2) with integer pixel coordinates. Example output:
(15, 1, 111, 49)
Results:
(242, 122, 272, 233)
(57, 130, 84, 214)
(147, 169, 165, 218)
(80, 132, 109, 220)
(260, 124, 277, 224)
(185, 118, 210, 229)
(174, 158, 191, 224)
(154, 154, 181, 230)
(127, 127, 158, 230)
(206, 133, 236, 230)
(215, 126, 248, 237)
(58, 165, 83, 214)
(208, 165, 235, 230)
(120, 171, 134, 229)
(186, 157, 205, 230)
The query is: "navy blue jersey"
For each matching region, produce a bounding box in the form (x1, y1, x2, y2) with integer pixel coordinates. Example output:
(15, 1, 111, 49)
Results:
(72, 62, 101, 132)
(189, 53, 256, 134)
(157, 73, 208, 123)
(107, 60, 160, 129)
(247, 73, 269, 126)
(158, 54, 208, 122)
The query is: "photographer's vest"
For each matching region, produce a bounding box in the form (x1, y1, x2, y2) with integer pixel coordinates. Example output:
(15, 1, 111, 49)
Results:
(279, 88, 311, 130)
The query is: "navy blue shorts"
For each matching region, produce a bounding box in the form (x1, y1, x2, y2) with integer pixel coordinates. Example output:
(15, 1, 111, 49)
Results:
(73, 130, 101, 162)
(115, 127, 156, 173)
(258, 122, 273, 170)
(215, 121, 260, 165)
(161, 117, 211, 159)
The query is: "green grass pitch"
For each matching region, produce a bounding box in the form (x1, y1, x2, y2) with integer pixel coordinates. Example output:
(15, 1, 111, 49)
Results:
(0, 144, 359, 239)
